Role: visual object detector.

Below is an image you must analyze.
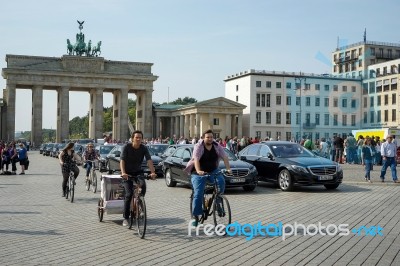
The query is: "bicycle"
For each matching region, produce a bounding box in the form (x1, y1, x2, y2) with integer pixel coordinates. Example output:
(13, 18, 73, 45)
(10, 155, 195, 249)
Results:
(65, 169, 75, 203)
(190, 170, 232, 229)
(85, 160, 98, 193)
(124, 174, 149, 239)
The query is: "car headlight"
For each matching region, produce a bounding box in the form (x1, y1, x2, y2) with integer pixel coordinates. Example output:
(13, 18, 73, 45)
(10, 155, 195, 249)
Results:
(249, 165, 257, 173)
(337, 164, 343, 172)
(291, 165, 308, 173)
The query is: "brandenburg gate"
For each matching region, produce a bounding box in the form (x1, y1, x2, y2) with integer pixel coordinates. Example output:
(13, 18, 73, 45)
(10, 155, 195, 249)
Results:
(1, 22, 158, 145)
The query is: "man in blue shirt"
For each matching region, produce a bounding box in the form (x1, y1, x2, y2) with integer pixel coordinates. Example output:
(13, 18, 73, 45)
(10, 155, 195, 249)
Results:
(380, 135, 398, 183)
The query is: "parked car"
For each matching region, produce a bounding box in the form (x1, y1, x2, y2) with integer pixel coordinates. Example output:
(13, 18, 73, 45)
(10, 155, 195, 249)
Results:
(73, 144, 84, 165)
(162, 145, 258, 191)
(238, 141, 343, 191)
(43, 143, 55, 156)
(159, 144, 192, 160)
(39, 143, 47, 154)
(146, 144, 169, 157)
(96, 144, 117, 172)
(105, 144, 163, 177)
(51, 143, 65, 158)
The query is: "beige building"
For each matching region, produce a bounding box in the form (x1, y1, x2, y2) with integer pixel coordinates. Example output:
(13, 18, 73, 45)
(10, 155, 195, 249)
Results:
(152, 97, 246, 139)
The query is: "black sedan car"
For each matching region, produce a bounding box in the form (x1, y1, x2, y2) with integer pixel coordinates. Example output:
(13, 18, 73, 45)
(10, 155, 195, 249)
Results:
(105, 144, 164, 177)
(43, 143, 55, 156)
(96, 144, 117, 172)
(162, 145, 258, 191)
(238, 141, 343, 191)
(146, 144, 169, 157)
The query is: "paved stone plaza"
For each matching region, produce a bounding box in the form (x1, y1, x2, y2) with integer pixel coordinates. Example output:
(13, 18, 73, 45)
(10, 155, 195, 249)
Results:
(0, 151, 399, 265)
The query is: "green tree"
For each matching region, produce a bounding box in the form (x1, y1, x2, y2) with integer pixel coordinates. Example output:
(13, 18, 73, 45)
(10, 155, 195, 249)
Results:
(169, 97, 197, 105)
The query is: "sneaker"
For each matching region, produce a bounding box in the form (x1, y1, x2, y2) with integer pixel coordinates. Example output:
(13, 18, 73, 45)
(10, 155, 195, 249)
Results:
(191, 219, 199, 227)
(19, 173, 25, 175)
(380, 178, 384, 183)
(394, 180, 399, 183)
(368, 180, 372, 183)
(122, 219, 129, 227)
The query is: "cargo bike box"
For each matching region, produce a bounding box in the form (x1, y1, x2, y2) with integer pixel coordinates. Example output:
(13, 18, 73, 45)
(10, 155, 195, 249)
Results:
(98, 174, 125, 221)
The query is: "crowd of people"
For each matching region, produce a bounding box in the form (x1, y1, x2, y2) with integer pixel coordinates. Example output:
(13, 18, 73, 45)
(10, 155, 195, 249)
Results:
(0, 141, 29, 175)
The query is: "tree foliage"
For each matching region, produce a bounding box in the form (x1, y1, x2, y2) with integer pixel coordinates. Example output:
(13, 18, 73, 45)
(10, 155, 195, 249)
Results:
(169, 97, 197, 105)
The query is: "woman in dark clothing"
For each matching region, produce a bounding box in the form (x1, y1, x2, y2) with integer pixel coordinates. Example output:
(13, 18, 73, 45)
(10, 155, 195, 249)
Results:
(58, 143, 81, 197)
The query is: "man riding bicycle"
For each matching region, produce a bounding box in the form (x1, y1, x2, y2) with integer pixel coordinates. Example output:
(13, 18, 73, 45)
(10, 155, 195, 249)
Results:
(83, 143, 100, 180)
(184, 129, 231, 226)
(120, 130, 157, 227)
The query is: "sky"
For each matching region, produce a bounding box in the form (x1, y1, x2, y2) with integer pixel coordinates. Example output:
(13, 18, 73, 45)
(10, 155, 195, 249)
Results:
(1, 0, 399, 131)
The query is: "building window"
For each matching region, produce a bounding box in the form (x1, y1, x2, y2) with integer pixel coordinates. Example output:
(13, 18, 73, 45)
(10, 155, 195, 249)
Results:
(377, 95, 381, 106)
(256, 112, 261, 123)
(324, 114, 330, 126)
(266, 94, 271, 107)
(342, 115, 347, 126)
(286, 82, 291, 89)
(236, 96, 238, 102)
(333, 114, 338, 126)
(213, 118, 219, 125)
(236, 85, 239, 91)
(315, 84, 320, 90)
(370, 111, 374, 123)
(276, 82, 282, 89)
(324, 84, 329, 91)
(370, 47, 375, 56)
(276, 112, 281, 124)
(306, 97, 311, 106)
(363, 97, 367, 108)
(305, 84, 311, 90)
(266, 81, 272, 88)
(351, 115, 356, 126)
(342, 99, 347, 108)
(359, 59, 362, 67)
(369, 82, 375, 93)
(255, 131, 261, 139)
(296, 97, 300, 106)
(256, 94, 260, 107)
(296, 113, 300, 125)
(286, 113, 291, 124)
(266, 112, 271, 124)
(363, 112, 367, 123)
(261, 94, 265, 107)
(377, 110, 381, 122)
(276, 95, 282, 105)
(286, 132, 291, 141)
(384, 110, 388, 122)
(342, 86, 347, 92)
(392, 109, 396, 122)
(333, 85, 338, 91)
(334, 98, 338, 107)
(392, 93, 396, 104)
(351, 99, 356, 108)
(315, 113, 320, 125)
(315, 97, 320, 107)
(324, 98, 329, 107)
(256, 81, 261, 87)
(384, 95, 389, 105)
(370, 97, 374, 107)
(286, 96, 291, 105)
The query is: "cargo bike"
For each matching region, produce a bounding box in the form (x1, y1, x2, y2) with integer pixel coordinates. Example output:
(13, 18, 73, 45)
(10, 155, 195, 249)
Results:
(97, 174, 148, 238)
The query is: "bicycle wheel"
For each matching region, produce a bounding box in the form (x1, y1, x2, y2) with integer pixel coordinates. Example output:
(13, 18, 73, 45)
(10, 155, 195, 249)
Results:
(136, 196, 147, 239)
(213, 195, 231, 227)
(98, 199, 104, 222)
(92, 170, 97, 193)
(69, 174, 75, 203)
(65, 183, 69, 200)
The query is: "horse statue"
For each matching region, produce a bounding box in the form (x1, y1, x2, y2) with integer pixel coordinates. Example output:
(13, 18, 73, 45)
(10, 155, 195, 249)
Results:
(67, 39, 74, 55)
(74, 39, 86, 56)
(86, 40, 92, 56)
(92, 41, 102, 57)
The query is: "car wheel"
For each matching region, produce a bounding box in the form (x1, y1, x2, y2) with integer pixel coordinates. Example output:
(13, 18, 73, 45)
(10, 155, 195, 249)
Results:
(165, 169, 177, 187)
(278, 169, 294, 191)
(324, 183, 340, 190)
(243, 185, 256, 192)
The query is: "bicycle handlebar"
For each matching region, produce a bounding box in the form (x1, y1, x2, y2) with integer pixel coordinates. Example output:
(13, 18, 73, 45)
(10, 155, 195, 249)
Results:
(123, 173, 150, 181)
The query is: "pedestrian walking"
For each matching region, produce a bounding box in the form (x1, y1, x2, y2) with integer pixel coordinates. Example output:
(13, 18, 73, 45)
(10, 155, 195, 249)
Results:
(380, 135, 398, 183)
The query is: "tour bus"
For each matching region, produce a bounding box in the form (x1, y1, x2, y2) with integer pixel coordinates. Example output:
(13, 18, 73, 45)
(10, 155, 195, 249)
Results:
(351, 128, 400, 144)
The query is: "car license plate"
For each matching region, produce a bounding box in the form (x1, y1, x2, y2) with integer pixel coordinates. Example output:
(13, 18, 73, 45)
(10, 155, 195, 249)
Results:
(319, 175, 333, 180)
(230, 178, 245, 183)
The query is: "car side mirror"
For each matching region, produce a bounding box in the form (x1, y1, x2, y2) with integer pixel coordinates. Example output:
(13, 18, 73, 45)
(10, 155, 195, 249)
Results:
(267, 152, 274, 160)
(183, 157, 190, 162)
(115, 151, 121, 157)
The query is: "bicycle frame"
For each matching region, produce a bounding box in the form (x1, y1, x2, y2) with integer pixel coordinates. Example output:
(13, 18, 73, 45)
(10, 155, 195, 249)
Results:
(125, 174, 148, 238)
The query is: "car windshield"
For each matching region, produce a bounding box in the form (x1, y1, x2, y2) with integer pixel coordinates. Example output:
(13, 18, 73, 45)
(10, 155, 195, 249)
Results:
(270, 143, 314, 158)
(223, 148, 237, 161)
(99, 145, 115, 155)
(147, 145, 168, 154)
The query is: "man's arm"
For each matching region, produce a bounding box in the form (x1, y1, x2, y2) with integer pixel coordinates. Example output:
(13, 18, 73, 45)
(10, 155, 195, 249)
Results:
(120, 159, 127, 179)
(194, 159, 204, 175)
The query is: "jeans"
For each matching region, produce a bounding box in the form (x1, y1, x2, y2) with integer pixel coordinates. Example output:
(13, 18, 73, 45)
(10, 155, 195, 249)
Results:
(122, 177, 146, 219)
(364, 159, 372, 180)
(85, 161, 93, 177)
(380, 157, 398, 181)
(62, 165, 79, 192)
(191, 168, 225, 217)
(335, 148, 343, 163)
(375, 152, 382, 165)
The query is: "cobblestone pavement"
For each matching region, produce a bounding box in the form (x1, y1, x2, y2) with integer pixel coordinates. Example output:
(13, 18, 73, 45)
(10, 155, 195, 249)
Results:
(0, 151, 399, 265)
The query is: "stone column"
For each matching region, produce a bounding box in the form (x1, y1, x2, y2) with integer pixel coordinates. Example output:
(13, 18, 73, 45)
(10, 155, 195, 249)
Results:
(31, 86, 43, 147)
(189, 114, 195, 138)
(237, 113, 243, 137)
(57, 86, 69, 142)
(232, 115, 237, 137)
(179, 115, 184, 137)
(208, 113, 214, 130)
(4, 83, 16, 141)
(225, 114, 232, 138)
(184, 114, 189, 138)
(143, 89, 153, 138)
(89, 88, 104, 140)
(135, 91, 144, 132)
(170, 117, 174, 138)
(195, 113, 200, 137)
(155, 116, 160, 138)
(113, 89, 129, 141)
(174, 116, 179, 137)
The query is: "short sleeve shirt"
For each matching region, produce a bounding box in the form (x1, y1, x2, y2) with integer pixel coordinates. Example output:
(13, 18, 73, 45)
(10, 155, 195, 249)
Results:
(121, 144, 151, 174)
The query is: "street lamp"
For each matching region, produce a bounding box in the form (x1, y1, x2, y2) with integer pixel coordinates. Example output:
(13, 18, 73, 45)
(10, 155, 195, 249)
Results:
(294, 72, 307, 142)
